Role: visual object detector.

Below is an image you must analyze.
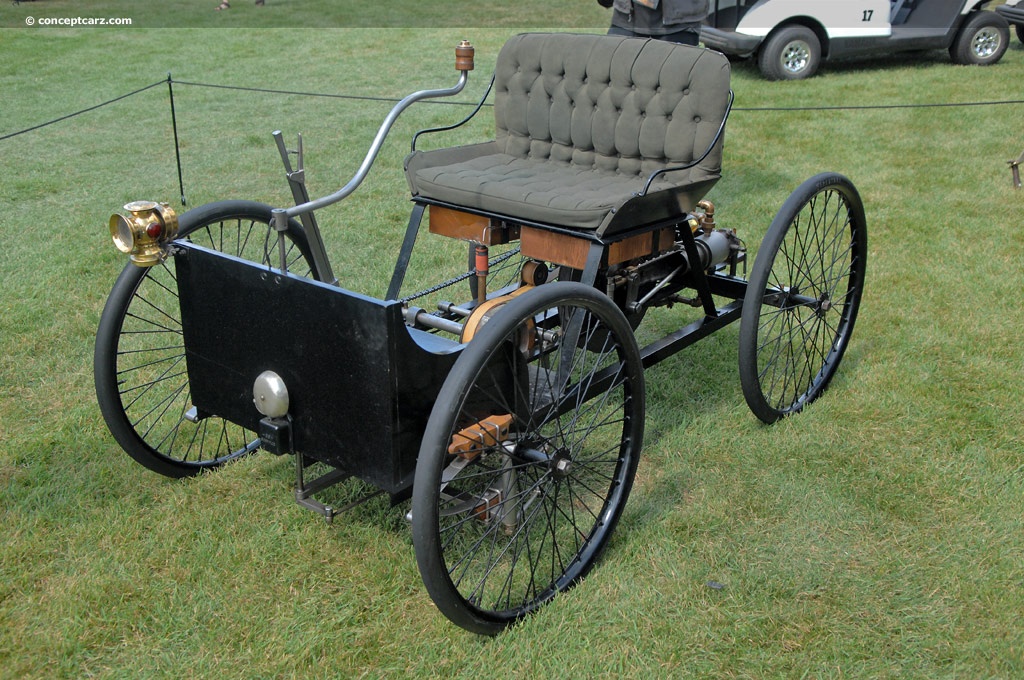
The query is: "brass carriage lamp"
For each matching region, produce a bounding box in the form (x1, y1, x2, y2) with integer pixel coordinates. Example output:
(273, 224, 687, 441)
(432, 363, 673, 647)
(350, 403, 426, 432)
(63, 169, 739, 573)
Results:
(108, 200, 179, 267)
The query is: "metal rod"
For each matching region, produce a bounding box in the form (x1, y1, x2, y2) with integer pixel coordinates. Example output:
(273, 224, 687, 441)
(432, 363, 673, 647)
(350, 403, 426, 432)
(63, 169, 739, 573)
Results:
(166, 73, 187, 206)
(404, 308, 465, 335)
(272, 130, 337, 284)
(386, 203, 426, 300)
(630, 264, 684, 313)
(438, 301, 474, 317)
(283, 71, 470, 219)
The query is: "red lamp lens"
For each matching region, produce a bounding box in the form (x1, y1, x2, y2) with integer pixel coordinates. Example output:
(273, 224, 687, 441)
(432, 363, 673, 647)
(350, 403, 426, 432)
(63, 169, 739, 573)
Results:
(146, 222, 163, 239)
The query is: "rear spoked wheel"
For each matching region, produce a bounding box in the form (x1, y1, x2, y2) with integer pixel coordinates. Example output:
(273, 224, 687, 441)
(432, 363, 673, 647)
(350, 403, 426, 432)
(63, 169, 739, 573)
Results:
(94, 200, 320, 478)
(739, 173, 867, 423)
(412, 282, 645, 634)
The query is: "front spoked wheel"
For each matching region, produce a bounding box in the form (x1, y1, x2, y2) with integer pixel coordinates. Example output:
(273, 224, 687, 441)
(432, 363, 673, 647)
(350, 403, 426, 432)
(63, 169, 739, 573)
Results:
(412, 282, 645, 635)
(739, 173, 867, 423)
(94, 200, 320, 478)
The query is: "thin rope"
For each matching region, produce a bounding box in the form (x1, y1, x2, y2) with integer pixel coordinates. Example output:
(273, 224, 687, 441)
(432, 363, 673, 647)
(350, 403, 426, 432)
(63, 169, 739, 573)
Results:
(0, 80, 166, 141)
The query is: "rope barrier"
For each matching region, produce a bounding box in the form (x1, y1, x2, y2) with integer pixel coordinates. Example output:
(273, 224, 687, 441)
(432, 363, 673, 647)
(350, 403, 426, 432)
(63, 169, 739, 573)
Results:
(2, 75, 1022, 203)
(169, 79, 482, 107)
(163, 78, 1024, 112)
(3, 75, 1022, 143)
(0, 80, 166, 142)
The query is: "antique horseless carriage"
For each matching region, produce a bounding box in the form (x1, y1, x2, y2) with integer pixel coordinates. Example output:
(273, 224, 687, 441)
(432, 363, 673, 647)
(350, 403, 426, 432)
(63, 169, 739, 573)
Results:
(95, 34, 867, 634)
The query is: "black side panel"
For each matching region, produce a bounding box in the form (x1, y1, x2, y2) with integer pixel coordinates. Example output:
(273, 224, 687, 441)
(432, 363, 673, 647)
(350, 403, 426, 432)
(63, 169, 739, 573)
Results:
(827, 1, 969, 59)
(899, 0, 966, 28)
(175, 243, 459, 493)
(706, 0, 762, 30)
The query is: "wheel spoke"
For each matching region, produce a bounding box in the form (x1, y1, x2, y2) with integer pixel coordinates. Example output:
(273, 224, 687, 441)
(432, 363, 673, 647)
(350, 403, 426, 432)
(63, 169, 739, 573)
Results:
(740, 174, 867, 422)
(414, 283, 643, 634)
(96, 203, 320, 476)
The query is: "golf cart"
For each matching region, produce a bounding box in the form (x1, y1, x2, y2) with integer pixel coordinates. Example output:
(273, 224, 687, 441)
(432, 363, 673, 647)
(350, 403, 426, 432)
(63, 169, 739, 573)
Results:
(995, 1, 1024, 43)
(703, 0, 1011, 79)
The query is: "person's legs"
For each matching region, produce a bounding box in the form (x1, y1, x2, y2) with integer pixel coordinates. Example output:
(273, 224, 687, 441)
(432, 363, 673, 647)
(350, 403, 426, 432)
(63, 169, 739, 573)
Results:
(607, 26, 701, 45)
(607, 25, 638, 37)
(658, 28, 701, 45)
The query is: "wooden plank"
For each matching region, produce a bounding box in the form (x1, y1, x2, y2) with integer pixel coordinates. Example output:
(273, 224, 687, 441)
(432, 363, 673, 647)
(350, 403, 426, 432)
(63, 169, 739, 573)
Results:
(520, 226, 592, 269)
(608, 228, 674, 265)
(428, 206, 515, 245)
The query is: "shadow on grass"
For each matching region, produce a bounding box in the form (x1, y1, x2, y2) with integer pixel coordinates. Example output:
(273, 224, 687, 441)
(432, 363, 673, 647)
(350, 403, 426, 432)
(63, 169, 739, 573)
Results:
(728, 48, 996, 81)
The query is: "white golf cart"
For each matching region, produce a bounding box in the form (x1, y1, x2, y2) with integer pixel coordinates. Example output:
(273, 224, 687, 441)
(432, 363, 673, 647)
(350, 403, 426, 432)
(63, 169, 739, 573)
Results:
(995, 1, 1024, 43)
(703, 0, 1010, 79)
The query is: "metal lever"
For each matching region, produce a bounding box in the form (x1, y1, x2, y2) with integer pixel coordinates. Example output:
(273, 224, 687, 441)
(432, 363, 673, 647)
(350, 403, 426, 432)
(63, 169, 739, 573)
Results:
(272, 131, 337, 284)
(1009, 149, 1023, 189)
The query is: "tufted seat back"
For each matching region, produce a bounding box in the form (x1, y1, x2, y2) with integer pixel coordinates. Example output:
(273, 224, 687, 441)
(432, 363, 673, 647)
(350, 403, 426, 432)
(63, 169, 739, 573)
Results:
(405, 33, 731, 234)
(493, 33, 727, 178)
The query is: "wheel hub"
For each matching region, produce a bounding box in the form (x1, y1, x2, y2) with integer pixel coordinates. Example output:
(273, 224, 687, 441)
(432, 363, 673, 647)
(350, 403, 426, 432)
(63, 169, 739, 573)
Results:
(550, 450, 572, 480)
(973, 29, 1000, 58)
(781, 41, 811, 74)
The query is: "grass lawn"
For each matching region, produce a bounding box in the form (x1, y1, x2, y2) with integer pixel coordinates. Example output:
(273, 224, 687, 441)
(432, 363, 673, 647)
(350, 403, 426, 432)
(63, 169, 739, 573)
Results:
(2, 0, 609, 28)
(2, 15, 1023, 679)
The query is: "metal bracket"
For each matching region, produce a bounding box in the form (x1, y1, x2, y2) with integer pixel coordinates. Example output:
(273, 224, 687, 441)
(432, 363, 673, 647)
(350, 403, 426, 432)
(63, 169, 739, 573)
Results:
(1009, 149, 1024, 189)
(295, 452, 350, 523)
(294, 453, 397, 524)
(272, 130, 338, 284)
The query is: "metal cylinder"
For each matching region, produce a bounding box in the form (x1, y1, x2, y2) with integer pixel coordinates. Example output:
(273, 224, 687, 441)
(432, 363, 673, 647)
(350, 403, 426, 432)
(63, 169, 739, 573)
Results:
(694, 228, 734, 270)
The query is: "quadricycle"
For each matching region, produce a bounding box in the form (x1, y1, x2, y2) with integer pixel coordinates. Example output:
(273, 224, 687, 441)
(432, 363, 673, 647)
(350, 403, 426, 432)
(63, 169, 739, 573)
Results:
(95, 33, 867, 634)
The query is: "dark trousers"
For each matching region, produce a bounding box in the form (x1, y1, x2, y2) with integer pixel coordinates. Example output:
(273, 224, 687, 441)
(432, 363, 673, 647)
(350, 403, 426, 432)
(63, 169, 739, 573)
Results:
(607, 25, 701, 46)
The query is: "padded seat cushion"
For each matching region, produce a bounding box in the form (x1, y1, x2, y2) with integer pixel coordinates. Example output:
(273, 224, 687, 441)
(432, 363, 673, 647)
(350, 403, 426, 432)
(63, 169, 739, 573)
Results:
(405, 33, 731, 232)
(409, 146, 690, 230)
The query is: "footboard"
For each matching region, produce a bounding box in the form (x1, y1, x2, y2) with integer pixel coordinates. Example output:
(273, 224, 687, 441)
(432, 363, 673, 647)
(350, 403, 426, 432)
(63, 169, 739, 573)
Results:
(174, 242, 461, 493)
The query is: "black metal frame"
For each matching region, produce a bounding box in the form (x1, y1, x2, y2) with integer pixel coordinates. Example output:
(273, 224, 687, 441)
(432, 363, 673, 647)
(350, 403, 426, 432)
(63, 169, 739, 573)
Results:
(173, 188, 749, 513)
(168, 42, 750, 517)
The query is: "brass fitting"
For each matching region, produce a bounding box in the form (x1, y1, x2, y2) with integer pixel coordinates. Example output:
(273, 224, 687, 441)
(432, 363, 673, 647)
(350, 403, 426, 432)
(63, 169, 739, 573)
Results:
(109, 200, 179, 267)
(696, 199, 716, 232)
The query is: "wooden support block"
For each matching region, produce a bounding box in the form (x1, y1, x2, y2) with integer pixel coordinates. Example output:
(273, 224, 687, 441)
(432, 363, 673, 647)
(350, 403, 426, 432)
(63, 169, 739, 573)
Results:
(448, 413, 514, 459)
(428, 206, 517, 245)
(521, 225, 675, 270)
(608, 227, 675, 265)
(520, 226, 591, 269)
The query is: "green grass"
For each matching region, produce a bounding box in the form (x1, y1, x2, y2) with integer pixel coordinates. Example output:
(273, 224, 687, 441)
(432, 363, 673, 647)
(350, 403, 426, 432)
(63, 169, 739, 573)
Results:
(2, 19, 1024, 679)
(1, 0, 609, 28)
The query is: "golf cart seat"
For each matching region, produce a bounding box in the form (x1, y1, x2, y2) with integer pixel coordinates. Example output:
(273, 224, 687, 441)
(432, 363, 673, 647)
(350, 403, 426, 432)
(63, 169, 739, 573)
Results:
(404, 33, 732, 238)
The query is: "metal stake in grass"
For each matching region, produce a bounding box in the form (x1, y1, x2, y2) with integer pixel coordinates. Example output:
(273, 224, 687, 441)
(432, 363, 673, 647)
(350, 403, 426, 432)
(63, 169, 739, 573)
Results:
(1009, 149, 1024, 189)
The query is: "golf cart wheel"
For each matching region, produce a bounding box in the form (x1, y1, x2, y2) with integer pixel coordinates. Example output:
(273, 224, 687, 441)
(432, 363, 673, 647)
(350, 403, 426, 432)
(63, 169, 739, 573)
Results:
(739, 173, 867, 423)
(412, 282, 645, 635)
(950, 11, 1010, 65)
(758, 25, 821, 80)
(94, 200, 321, 478)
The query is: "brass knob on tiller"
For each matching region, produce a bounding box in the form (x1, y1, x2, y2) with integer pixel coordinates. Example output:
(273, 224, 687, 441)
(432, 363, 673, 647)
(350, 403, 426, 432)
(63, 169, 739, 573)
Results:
(455, 40, 475, 71)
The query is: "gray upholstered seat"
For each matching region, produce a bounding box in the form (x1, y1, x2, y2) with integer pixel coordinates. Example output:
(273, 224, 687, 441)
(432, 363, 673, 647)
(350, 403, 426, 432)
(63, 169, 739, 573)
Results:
(405, 33, 732, 236)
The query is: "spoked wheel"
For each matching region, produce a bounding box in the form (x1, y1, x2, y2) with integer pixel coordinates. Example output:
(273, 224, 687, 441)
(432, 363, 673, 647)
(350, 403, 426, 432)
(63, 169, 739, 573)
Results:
(94, 200, 320, 478)
(412, 282, 645, 635)
(739, 173, 867, 423)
